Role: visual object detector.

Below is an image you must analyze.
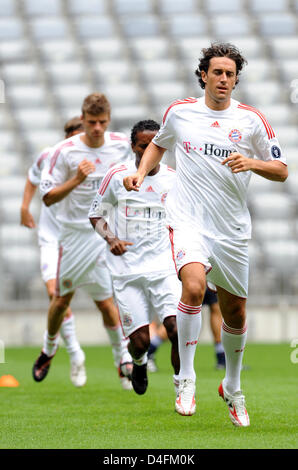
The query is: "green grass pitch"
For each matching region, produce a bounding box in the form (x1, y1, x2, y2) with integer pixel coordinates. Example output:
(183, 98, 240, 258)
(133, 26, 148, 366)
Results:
(0, 343, 297, 449)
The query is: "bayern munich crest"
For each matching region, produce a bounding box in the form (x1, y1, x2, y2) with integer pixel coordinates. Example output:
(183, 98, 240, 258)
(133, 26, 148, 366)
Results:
(123, 313, 133, 327)
(176, 250, 186, 261)
(228, 129, 242, 143)
(62, 279, 73, 289)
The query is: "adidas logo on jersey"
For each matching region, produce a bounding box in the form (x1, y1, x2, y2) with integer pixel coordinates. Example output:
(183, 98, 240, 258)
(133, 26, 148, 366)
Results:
(145, 186, 155, 192)
(211, 121, 220, 127)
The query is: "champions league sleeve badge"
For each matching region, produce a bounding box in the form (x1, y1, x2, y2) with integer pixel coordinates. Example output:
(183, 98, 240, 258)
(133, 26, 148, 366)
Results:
(271, 145, 281, 159)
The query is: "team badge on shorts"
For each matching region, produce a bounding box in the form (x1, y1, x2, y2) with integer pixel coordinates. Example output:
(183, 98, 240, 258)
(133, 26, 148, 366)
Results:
(176, 249, 186, 261)
(123, 313, 133, 327)
(42, 263, 48, 271)
(228, 129, 242, 143)
(62, 279, 73, 289)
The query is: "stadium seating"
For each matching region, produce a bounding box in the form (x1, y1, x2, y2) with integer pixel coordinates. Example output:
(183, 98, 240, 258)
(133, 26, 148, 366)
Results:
(250, 0, 290, 13)
(2, 63, 43, 85)
(16, 108, 57, 131)
(129, 37, 173, 61)
(29, 17, 71, 40)
(138, 59, 182, 83)
(158, 0, 197, 14)
(249, 192, 296, 220)
(0, 0, 297, 307)
(113, 0, 154, 15)
(166, 14, 209, 37)
(211, 15, 254, 37)
(84, 38, 126, 62)
(23, 0, 63, 16)
(0, 152, 23, 176)
(67, 0, 107, 15)
(205, 0, 246, 14)
(38, 40, 81, 63)
(257, 13, 297, 37)
(253, 219, 296, 240)
(270, 37, 298, 60)
(46, 62, 86, 84)
(93, 60, 136, 85)
(74, 16, 117, 39)
(0, 0, 17, 16)
(0, 39, 32, 62)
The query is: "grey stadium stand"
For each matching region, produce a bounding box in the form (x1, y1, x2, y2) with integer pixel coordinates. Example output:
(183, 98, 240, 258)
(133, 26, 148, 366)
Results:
(0, 0, 297, 308)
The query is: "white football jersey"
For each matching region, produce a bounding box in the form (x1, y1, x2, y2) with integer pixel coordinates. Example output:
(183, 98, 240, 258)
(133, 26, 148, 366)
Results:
(153, 97, 287, 240)
(40, 131, 132, 230)
(88, 161, 176, 277)
(28, 146, 59, 246)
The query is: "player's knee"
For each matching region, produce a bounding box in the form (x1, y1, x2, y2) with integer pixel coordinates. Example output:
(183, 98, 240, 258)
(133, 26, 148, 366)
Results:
(129, 329, 150, 358)
(54, 296, 70, 314)
(163, 316, 177, 343)
(47, 288, 55, 300)
(224, 303, 246, 328)
(182, 278, 205, 305)
(96, 297, 115, 316)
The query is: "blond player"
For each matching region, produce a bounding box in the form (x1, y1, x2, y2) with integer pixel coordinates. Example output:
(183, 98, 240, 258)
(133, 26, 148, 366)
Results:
(32, 93, 133, 390)
(21, 117, 87, 387)
(123, 43, 288, 425)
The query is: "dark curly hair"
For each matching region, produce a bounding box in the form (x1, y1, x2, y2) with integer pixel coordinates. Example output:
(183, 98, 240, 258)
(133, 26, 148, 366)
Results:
(195, 42, 247, 89)
(130, 119, 160, 146)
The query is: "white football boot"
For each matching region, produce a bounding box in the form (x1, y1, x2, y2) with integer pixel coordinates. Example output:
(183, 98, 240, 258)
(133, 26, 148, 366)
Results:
(173, 376, 179, 397)
(147, 357, 158, 373)
(118, 361, 133, 391)
(70, 350, 87, 387)
(175, 379, 196, 416)
(218, 381, 250, 427)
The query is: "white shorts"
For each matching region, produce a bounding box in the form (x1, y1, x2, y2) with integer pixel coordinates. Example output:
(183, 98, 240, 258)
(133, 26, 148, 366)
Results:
(40, 243, 59, 283)
(56, 226, 113, 300)
(113, 272, 181, 338)
(169, 226, 249, 298)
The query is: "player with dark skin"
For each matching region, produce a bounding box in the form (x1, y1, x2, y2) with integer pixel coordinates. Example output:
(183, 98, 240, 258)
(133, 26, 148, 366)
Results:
(90, 122, 180, 390)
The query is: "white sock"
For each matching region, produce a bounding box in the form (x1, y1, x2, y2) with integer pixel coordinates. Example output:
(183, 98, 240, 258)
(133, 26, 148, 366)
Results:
(215, 341, 225, 354)
(222, 321, 247, 395)
(60, 314, 82, 360)
(176, 301, 202, 382)
(42, 330, 59, 357)
(105, 324, 132, 367)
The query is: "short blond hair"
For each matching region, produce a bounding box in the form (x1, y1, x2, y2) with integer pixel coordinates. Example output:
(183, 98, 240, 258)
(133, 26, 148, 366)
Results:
(81, 93, 111, 117)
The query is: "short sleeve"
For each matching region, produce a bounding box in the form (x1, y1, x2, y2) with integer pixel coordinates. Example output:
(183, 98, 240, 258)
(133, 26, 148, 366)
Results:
(152, 106, 176, 152)
(251, 114, 287, 165)
(88, 167, 122, 219)
(28, 148, 51, 186)
(39, 147, 69, 197)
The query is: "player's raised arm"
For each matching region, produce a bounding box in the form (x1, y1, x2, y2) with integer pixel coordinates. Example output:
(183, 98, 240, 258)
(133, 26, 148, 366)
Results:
(222, 153, 288, 181)
(123, 142, 166, 191)
(43, 159, 95, 206)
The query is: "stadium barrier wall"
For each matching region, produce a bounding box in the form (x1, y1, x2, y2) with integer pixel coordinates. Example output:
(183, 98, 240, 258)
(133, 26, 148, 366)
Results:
(0, 306, 297, 346)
